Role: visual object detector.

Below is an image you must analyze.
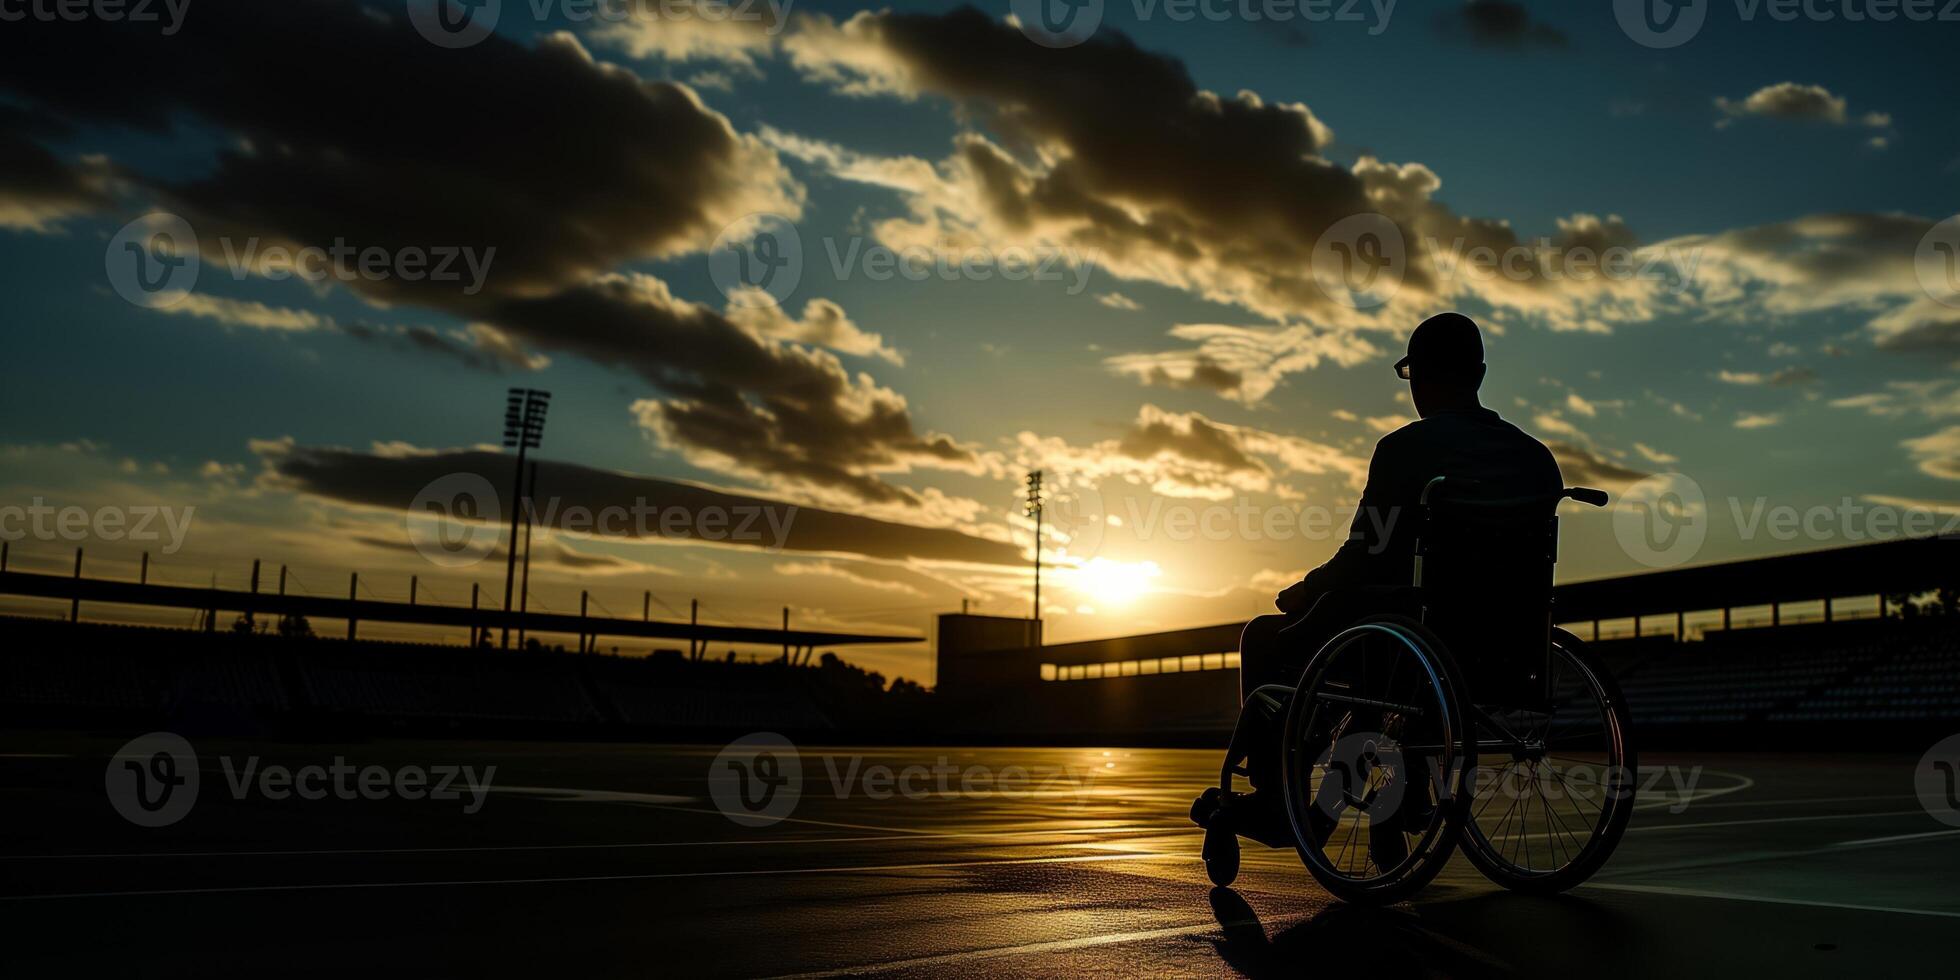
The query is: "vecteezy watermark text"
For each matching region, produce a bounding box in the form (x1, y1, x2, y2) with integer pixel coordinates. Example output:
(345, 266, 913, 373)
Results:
(106, 733, 496, 827)
(709, 212, 1099, 308)
(709, 733, 1103, 826)
(410, 0, 794, 49)
(0, 0, 190, 33)
(1, 499, 196, 554)
(407, 472, 800, 567)
(1013, 0, 1398, 47)
(106, 212, 496, 308)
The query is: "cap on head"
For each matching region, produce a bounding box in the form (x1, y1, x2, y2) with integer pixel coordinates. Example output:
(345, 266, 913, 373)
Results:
(1394, 312, 1484, 384)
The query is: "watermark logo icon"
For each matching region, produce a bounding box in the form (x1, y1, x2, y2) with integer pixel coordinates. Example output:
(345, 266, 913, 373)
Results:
(710, 213, 803, 309)
(1313, 730, 1409, 824)
(1037, 481, 1108, 564)
(1011, 0, 1103, 48)
(1312, 213, 1406, 309)
(106, 732, 200, 828)
(710, 732, 802, 827)
(1916, 215, 1960, 310)
(106, 212, 200, 309)
(1613, 472, 1707, 568)
(407, 472, 502, 567)
(408, 0, 501, 49)
(1614, 0, 1706, 48)
(1916, 734, 1960, 828)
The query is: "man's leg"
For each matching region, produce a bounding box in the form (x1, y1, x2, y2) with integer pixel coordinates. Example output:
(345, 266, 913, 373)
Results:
(1237, 612, 1304, 703)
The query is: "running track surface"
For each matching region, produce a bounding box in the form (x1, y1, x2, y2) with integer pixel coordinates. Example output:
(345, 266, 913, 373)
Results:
(3, 735, 1955, 978)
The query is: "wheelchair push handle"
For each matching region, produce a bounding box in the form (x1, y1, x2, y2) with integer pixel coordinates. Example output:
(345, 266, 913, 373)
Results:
(1419, 476, 1610, 509)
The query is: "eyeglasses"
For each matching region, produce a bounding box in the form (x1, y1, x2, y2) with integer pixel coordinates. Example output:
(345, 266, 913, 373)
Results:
(1394, 360, 1413, 380)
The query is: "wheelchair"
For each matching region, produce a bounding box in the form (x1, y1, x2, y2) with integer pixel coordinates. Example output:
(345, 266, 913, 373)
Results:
(1193, 478, 1637, 904)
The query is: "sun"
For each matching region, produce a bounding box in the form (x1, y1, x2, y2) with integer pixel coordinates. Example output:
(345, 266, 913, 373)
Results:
(1070, 558, 1162, 607)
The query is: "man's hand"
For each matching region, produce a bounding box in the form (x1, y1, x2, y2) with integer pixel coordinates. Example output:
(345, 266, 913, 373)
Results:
(1275, 579, 1313, 613)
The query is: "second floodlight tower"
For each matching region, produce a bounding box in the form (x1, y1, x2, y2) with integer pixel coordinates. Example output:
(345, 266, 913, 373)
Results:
(1025, 469, 1042, 647)
(501, 388, 550, 649)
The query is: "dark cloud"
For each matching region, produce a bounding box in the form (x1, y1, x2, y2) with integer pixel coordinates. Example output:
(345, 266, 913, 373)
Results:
(260, 444, 1022, 567)
(341, 322, 549, 374)
(1872, 311, 1960, 356)
(787, 6, 1417, 320)
(1547, 441, 1648, 490)
(0, 1, 974, 508)
(1130, 357, 1246, 396)
(786, 7, 1651, 337)
(0, 0, 797, 307)
(0, 107, 108, 230)
(1439, 2, 1568, 48)
(1117, 411, 1261, 473)
(489, 275, 976, 505)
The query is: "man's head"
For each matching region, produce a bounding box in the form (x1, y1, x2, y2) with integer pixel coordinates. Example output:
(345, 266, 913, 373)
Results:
(1396, 312, 1486, 417)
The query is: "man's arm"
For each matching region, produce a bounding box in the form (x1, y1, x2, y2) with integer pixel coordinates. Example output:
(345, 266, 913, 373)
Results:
(1276, 441, 1400, 612)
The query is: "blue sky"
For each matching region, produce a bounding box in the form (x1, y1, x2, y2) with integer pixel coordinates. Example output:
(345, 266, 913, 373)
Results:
(1, 1, 1956, 681)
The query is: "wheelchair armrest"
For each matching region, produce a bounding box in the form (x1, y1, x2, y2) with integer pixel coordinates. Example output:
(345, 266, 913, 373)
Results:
(1566, 486, 1609, 508)
(1294, 586, 1424, 626)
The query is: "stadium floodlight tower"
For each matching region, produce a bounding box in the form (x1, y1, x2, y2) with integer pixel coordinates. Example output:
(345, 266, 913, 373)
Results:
(500, 388, 550, 649)
(1025, 470, 1042, 647)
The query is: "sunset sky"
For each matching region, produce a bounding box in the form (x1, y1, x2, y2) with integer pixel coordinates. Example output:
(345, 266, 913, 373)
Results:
(1, 1, 1956, 682)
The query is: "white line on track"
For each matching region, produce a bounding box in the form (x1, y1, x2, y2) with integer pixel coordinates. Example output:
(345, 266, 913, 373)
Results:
(1647, 792, 1918, 811)
(2, 825, 1182, 862)
(1629, 808, 1930, 833)
(0, 851, 1184, 902)
(1833, 827, 1960, 848)
(1581, 882, 1960, 920)
(761, 920, 1248, 979)
(0, 835, 951, 861)
(1631, 770, 1755, 811)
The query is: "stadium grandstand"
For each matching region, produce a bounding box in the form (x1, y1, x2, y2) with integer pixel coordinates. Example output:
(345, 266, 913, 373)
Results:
(4, 536, 1955, 746)
(0, 615, 930, 739)
(934, 536, 1960, 746)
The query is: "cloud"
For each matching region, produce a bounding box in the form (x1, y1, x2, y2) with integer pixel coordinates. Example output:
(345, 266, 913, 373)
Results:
(1713, 83, 1894, 140)
(1546, 442, 1647, 494)
(0, 3, 1021, 511)
(590, 0, 784, 74)
(1716, 366, 1816, 386)
(1829, 380, 1960, 419)
(254, 442, 1025, 567)
(0, 107, 110, 232)
(343, 321, 553, 373)
(158, 294, 330, 332)
(1016, 404, 1367, 501)
(777, 560, 927, 597)
(1104, 323, 1380, 403)
(1438, 1, 1568, 48)
(1734, 412, 1783, 429)
(1903, 426, 1960, 480)
(777, 11, 1669, 338)
(1633, 442, 1679, 464)
(1664, 212, 1951, 355)
(0, 2, 802, 308)
(1861, 493, 1960, 517)
(725, 291, 904, 364)
(1533, 412, 1587, 439)
(1096, 292, 1143, 311)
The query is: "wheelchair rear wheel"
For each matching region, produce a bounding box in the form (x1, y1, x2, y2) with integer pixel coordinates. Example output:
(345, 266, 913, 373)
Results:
(1459, 628, 1637, 893)
(1280, 616, 1475, 905)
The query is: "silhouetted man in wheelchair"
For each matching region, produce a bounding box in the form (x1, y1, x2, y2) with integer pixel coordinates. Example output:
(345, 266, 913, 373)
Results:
(1193, 312, 1565, 870)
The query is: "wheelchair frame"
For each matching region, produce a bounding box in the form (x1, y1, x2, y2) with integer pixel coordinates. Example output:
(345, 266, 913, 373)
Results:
(1199, 480, 1637, 903)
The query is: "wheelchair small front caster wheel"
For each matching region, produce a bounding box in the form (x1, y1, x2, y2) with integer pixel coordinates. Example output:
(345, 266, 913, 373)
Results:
(1202, 822, 1240, 886)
